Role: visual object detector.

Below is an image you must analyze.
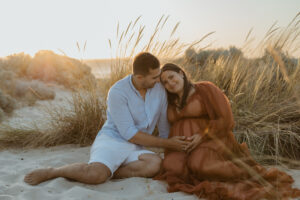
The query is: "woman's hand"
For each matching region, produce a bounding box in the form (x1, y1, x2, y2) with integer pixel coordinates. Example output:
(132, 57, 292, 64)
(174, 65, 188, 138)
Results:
(166, 136, 190, 152)
(185, 134, 202, 153)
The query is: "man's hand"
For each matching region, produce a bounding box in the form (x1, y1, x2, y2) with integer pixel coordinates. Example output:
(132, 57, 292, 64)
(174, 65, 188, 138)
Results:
(185, 134, 202, 153)
(166, 136, 190, 152)
(129, 131, 190, 151)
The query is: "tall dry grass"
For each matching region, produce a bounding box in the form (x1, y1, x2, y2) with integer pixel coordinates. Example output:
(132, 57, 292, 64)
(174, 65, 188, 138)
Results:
(0, 14, 299, 170)
(0, 82, 104, 149)
(103, 14, 300, 166)
(179, 13, 300, 165)
(186, 54, 300, 165)
(0, 14, 298, 199)
(0, 15, 189, 149)
(102, 15, 206, 97)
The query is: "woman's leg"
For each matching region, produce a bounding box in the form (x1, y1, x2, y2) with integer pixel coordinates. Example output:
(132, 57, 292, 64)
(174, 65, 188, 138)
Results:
(163, 152, 188, 176)
(187, 147, 247, 180)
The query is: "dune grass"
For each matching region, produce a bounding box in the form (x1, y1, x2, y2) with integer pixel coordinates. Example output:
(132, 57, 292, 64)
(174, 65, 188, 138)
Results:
(102, 15, 205, 97)
(0, 83, 104, 149)
(0, 15, 298, 200)
(179, 13, 300, 165)
(0, 14, 300, 170)
(103, 14, 300, 166)
(188, 51, 300, 165)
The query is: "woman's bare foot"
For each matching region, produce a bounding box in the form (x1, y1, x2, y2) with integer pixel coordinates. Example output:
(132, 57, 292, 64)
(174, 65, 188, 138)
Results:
(24, 168, 56, 185)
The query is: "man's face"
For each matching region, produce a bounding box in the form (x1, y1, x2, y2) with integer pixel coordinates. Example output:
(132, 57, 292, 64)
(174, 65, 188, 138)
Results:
(141, 68, 161, 89)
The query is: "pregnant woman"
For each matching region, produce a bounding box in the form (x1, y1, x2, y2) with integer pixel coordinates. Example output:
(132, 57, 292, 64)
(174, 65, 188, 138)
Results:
(156, 63, 300, 200)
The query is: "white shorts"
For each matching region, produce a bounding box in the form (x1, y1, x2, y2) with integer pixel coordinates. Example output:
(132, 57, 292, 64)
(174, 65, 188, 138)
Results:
(88, 134, 154, 175)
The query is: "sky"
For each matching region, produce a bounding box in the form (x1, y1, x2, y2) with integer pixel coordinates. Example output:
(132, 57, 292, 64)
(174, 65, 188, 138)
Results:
(0, 0, 299, 59)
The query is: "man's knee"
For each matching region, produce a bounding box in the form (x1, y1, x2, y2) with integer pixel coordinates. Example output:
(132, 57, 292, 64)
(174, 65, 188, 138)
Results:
(139, 154, 162, 177)
(85, 163, 111, 184)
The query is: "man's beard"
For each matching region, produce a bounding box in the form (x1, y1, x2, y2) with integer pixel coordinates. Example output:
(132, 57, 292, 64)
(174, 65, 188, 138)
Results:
(143, 82, 155, 89)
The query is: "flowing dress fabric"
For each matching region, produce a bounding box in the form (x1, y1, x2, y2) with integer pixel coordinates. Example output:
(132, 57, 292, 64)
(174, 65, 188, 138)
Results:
(155, 81, 300, 200)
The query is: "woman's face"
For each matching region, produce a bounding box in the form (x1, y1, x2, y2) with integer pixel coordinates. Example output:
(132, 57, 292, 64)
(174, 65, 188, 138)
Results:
(160, 70, 184, 95)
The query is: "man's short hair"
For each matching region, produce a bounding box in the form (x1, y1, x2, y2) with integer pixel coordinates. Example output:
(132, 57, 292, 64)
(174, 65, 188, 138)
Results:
(133, 52, 160, 75)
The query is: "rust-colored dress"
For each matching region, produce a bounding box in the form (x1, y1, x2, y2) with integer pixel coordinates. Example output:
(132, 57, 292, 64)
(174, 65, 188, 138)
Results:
(155, 81, 300, 200)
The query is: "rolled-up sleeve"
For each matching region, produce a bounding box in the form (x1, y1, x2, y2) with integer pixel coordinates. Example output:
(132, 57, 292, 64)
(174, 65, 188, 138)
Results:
(107, 88, 139, 140)
(157, 90, 170, 139)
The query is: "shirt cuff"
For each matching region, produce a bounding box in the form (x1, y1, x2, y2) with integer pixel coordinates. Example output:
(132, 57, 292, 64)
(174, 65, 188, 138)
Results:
(122, 126, 139, 141)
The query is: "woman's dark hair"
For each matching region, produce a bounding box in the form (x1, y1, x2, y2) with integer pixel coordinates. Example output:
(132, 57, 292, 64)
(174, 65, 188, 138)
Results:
(161, 63, 193, 109)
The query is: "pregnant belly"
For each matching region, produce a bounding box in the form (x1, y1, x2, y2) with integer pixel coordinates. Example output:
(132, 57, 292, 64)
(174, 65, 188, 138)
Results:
(169, 118, 209, 138)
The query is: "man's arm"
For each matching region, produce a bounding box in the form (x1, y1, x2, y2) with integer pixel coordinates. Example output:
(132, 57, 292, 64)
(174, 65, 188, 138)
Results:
(107, 89, 140, 140)
(129, 131, 189, 152)
(107, 87, 189, 151)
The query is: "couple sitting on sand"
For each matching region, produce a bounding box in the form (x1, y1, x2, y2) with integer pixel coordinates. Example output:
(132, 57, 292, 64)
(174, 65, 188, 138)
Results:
(25, 52, 300, 199)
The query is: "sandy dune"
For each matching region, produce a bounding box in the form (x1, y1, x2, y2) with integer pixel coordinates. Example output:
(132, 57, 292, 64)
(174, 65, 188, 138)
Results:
(1, 144, 300, 200)
(0, 145, 199, 200)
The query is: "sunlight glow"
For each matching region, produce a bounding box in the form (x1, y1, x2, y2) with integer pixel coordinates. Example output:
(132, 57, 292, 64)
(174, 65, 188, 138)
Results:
(0, 0, 299, 59)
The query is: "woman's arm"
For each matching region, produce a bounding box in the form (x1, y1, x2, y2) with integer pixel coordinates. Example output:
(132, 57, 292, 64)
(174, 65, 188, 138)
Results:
(185, 82, 234, 152)
(201, 82, 234, 136)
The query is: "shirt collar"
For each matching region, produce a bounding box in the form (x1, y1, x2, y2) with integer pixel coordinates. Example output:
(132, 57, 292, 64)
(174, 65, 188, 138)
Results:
(129, 74, 140, 95)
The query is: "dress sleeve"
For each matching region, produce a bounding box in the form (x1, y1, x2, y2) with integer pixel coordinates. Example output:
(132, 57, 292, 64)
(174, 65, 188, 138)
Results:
(197, 82, 234, 138)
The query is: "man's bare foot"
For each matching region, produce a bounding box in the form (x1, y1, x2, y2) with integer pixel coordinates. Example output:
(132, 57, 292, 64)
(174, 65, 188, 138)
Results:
(24, 168, 56, 185)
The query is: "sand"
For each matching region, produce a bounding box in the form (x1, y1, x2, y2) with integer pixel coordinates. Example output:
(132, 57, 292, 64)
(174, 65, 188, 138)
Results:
(0, 145, 199, 200)
(0, 145, 300, 200)
(1, 86, 73, 131)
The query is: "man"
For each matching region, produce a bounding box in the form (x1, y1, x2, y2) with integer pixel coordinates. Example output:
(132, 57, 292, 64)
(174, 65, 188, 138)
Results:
(24, 52, 189, 185)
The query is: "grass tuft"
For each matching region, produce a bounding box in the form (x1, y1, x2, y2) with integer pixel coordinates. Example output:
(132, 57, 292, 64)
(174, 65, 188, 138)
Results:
(0, 84, 104, 149)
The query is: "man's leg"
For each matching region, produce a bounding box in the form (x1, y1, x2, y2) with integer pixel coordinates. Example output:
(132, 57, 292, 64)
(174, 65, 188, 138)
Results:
(113, 153, 161, 179)
(24, 162, 111, 185)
